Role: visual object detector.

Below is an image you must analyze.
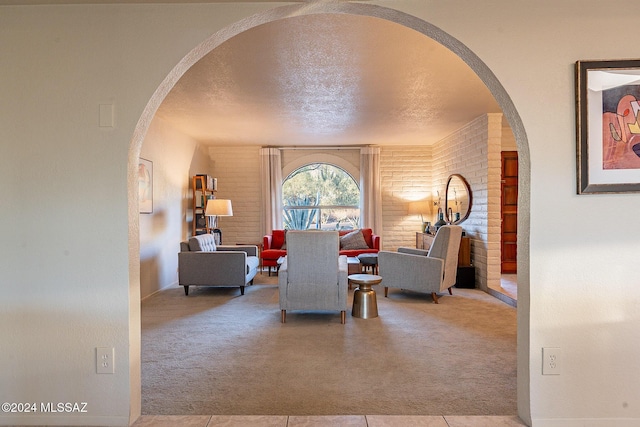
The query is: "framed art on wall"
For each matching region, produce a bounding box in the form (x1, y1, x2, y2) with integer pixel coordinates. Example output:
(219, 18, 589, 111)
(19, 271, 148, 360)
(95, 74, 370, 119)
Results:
(138, 158, 153, 213)
(576, 59, 640, 193)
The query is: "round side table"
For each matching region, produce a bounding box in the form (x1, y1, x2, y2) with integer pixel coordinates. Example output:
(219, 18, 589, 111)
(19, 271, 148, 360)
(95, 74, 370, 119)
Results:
(348, 274, 382, 319)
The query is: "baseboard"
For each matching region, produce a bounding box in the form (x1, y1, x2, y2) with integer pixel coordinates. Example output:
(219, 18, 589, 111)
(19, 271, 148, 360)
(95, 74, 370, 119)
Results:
(140, 281, 178, 301)
(486, 286, 517, 307)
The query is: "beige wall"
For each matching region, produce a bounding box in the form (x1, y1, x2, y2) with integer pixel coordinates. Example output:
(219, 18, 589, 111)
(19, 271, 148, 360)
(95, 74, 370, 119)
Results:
(3, 2, 640, 427)
(139, 117, 216, 299)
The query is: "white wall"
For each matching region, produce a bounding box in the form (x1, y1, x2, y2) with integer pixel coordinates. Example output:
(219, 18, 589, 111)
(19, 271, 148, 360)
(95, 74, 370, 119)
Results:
(2, 2, 640, 426)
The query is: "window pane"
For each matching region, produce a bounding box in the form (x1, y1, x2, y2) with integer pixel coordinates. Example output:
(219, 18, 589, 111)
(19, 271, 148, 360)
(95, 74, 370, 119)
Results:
(282, 163, 360, 230)
(317, 208, 360, 230)
(283, 207, 360, 230)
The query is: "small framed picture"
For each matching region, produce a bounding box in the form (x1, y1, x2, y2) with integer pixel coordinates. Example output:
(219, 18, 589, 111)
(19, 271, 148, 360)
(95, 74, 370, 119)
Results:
(138, 158, 153, 213)
(576, 59, 640, 193)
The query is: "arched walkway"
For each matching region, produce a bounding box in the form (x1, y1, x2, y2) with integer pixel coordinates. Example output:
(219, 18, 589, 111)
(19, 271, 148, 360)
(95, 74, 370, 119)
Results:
(128, 2, 531, 424)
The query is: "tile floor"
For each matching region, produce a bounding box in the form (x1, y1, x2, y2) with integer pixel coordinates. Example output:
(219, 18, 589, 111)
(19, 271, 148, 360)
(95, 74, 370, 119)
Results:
(132, 415, 528, 427)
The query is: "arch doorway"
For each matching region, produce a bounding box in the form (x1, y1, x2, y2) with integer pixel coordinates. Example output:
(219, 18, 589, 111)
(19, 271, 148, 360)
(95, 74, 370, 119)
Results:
(128, 2, 531, 424)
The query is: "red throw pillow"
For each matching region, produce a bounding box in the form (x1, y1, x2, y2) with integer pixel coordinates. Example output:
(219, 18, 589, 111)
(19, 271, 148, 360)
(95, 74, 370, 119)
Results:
(272, 229, 286, 249)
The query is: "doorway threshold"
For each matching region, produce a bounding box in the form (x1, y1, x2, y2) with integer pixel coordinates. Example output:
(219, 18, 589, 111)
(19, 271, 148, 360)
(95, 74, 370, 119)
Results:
(487, 274, 517, 307)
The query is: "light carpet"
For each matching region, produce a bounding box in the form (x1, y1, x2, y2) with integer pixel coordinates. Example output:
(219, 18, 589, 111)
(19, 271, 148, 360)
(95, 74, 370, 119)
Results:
(141, 273, 517, 416)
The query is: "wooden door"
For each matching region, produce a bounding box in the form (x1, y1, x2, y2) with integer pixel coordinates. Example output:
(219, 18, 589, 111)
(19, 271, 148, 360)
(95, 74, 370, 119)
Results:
(501, 151, 518, 274)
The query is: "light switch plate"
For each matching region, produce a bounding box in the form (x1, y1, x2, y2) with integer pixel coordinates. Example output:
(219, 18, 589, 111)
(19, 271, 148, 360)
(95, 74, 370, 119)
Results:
(99, 104, 114, 127)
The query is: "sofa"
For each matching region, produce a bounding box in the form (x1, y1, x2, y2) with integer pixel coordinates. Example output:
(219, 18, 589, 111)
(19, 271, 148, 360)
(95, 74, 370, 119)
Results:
(178, 234, 259, 296)
(261, 228, 380, 275)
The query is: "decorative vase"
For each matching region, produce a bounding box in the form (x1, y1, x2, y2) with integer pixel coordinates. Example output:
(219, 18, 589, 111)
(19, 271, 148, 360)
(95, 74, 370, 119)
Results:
(434, 212, 447, 230)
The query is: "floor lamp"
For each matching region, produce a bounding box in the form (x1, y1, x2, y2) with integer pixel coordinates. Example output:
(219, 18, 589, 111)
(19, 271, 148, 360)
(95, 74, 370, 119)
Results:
(205, 199, 233, 244)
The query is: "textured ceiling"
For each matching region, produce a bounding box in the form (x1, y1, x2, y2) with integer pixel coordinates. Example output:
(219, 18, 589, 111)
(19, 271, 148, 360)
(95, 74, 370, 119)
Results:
(156, 13, 502, 146)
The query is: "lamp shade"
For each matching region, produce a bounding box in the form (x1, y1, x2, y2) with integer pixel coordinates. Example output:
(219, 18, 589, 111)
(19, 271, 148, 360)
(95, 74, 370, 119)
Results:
(407, 200, 431, 215)
(205, 199, 233, 216)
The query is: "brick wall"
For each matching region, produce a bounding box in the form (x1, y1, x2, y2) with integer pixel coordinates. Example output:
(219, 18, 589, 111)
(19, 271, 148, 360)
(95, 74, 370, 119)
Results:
(380, 145, 433, 251)
(502, 116, 517, 151)
(430, 113, 503, 291)
(207, 146, 262, 245)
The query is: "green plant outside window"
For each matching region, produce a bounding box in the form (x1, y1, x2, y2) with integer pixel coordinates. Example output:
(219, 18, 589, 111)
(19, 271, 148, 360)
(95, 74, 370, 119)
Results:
(282, 163, 360, 230)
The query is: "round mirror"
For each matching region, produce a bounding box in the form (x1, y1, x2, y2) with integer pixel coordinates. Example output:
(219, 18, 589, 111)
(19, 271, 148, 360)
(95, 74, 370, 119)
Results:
(445, 174, 472, 224)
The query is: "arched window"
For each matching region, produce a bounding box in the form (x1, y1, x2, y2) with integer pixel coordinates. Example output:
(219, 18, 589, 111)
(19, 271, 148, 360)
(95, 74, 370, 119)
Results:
(282, 163, 360, 230)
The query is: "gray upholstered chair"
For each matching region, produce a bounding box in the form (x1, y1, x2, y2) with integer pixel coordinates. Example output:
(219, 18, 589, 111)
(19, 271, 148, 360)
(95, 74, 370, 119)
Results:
(278, 230, 349, 324)
(378, 225, 463, 304)
(178, 234, 259, 296)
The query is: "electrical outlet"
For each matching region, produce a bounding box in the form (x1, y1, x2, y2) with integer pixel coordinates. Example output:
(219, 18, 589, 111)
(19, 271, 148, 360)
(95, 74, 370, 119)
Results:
(96, 347, 115, 374)
(542, 347, 561, 375)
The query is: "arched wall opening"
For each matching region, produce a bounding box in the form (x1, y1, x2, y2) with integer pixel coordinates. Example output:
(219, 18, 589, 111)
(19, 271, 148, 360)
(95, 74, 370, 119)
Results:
(128, 2, 531, 424)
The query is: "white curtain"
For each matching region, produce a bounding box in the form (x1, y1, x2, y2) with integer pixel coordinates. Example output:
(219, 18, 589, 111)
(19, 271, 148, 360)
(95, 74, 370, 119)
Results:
(360, 146, 382, 232)
(260, 147, 283, 236)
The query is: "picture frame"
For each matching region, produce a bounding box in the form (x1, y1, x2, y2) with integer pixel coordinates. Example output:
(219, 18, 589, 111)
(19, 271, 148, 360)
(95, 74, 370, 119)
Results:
(138, 158, 153, 213)
(576, 59, 640, 194)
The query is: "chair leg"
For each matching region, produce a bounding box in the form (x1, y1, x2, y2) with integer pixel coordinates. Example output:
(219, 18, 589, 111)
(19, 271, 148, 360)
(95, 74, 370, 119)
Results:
(340, 311, 346, 324)
(183, 285, 189, 296)
(448, 287, 453, 295)
(281, 310, 286, 323)
(240, 286, 245, 295)
(384, 287, 389, 297)
(432, 293, 439, 304)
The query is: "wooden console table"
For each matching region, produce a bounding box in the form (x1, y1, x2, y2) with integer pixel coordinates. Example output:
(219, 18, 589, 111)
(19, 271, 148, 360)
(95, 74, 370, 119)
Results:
(416, 232, 470, 267)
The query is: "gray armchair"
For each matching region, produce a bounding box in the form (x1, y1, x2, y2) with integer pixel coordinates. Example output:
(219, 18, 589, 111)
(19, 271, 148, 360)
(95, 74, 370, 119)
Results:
(278, 230, 349, 323)
(378, 225, 463, 303)
(178, 234, 259, 296)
